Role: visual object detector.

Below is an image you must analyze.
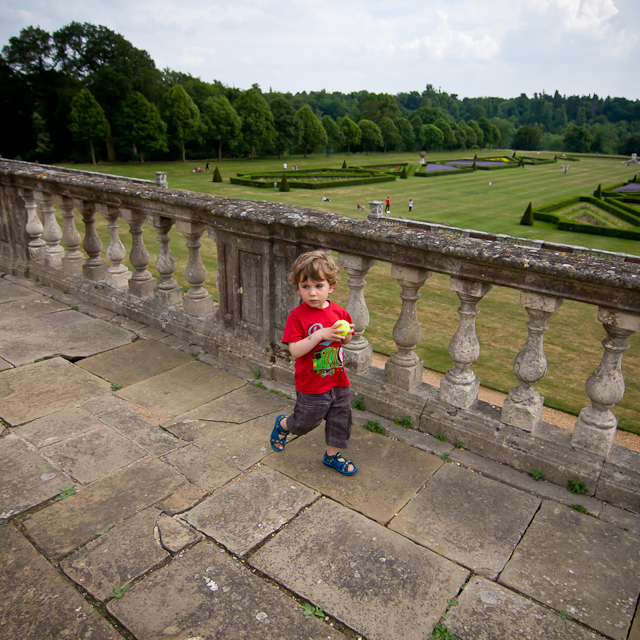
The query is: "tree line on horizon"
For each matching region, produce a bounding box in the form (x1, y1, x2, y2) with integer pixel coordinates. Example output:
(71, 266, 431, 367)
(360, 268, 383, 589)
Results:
(2, 22, 640, 165)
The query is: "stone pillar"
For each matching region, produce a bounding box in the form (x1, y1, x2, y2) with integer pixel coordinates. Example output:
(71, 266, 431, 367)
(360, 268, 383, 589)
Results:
(20, 189, 46, 263)
(368, 201, 385, 220)
(501, 292, 563, 432)
(121, 209, 156, 298)
(151, 215, 183, 306)
(572, 308, 640, 457)
(439, 277, 492, 409)
(60, 196, 84, 276)
(338, 253, 377, 371)
(385, 264, 430, 391)
(80, 200, 107, 281)
(176, 220, 214, 317)
(155, 172, 168, 188)
(40, 192, 65, 270)
(102, 205, 131, 290)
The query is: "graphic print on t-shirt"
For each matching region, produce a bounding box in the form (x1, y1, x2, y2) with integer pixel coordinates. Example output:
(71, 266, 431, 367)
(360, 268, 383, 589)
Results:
(308, 322, 345, 377)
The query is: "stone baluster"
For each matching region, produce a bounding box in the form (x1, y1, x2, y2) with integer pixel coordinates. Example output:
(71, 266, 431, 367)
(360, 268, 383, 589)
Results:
(120, 209, 156, 298)
(572, 308, 640, 457)
(155, 172, 168, 188)
(176, 220, 214, 317)
(60, 196, 84, 276)
(80, 200, 107, 281)
(368, 200, 385, 220)
(40, 191, 65, 269)
(20, 189, 46, 262)
(501, 292, 563, 432)
(151, 215, 183, 306)
(102, 205, 131, 290)
(439, 277, 492, 409)
(385, 265, 431, 390)
(338, 253, 377, 371)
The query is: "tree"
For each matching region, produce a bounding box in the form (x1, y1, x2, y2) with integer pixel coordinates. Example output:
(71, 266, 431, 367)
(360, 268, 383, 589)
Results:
(234, 88, 274, 159)
(409, 114, 425, 150)
(297, 105, 327, 157)
(164, 84, 203, 161)
(467, 120, 483, 148)
(563, 125, 592, 153)
(434, 117, 456, 149)
(396, 118, 415, 152)
(358, 119, 383, 154)
(378, 117, 400, 152)
(358, 92, 401, 124)
(202, 94, 241, 161)
(120, 92, 167, 162)
(423, 124, 444, 151)
(68, 88, 110, 164)
(322, 115, 343, 156)
(339, 116, 361, 155)
(512, 125, 541, 151)
(270, 96, 300, 158)
(2, 26, 54, 75)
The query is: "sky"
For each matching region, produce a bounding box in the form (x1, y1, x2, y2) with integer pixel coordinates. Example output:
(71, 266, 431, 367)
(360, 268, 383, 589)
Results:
(1, 0, 639, 101)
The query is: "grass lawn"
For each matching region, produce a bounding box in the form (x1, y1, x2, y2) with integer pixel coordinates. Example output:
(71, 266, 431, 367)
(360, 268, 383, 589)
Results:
(58, 151, 640, 433)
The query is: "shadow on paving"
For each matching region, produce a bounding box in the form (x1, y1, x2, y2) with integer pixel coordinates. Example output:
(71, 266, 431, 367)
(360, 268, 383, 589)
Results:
(0, 274, 639, 640)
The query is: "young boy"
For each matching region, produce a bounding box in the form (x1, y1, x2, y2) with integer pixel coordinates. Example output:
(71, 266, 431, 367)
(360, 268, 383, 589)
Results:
(270, 250, 357, 475)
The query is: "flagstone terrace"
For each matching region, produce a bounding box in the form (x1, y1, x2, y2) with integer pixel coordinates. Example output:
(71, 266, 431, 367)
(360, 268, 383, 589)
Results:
(1, 158, 639, 513)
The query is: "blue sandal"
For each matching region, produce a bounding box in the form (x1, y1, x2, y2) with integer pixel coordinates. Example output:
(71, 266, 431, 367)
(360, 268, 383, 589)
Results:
(270, 414, 289, 452)
(323, 451, 357, 475)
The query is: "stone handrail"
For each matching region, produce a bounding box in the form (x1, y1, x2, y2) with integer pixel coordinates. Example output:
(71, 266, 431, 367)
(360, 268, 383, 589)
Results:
(1, 159, 638, 512)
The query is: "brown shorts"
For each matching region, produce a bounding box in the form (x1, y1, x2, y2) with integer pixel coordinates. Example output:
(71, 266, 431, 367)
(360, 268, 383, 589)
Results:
(287, 386, 352, 449)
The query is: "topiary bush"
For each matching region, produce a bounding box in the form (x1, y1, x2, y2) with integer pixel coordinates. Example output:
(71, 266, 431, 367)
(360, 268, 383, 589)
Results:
(520, 202, 534, 226)
(212, 166, 222, 182)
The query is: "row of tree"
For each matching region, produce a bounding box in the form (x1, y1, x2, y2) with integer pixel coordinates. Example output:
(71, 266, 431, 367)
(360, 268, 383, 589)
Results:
(2, 22, 640, 164)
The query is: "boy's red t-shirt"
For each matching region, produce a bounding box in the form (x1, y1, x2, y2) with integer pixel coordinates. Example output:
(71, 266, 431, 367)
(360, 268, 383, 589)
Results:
(282, 300, 352, 394)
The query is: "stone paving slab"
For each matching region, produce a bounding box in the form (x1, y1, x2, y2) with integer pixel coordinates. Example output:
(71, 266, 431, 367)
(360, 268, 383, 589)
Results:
(389, 463, 540, 579)
(265, 425, 443, 524)
(97, 404, 184, 457)
(500, 500, 640, 640)
(0, 310, 135, 366)
(0, 524, 125, 640)
(196, 413, 278, 470)
(22, 457, 187, 559)
(1, 295, 70, 318)
(0, 357, 112, 426)
(162, 443, 240, 491)
(446, 576, 607, 640)
(41, 425, 147, 485)
(156, 512, 203, 553)
(0, 280, 42, 303)
(0, 433, 71, 520)
(107, 538, 346, 640)
(115, 360, 247, 419)
(14, 407, 104, 448)
(161, 416, 239, 442)
(0, 355, 11, 371)
(166, 383, 294, 424)
(250, 497, 470, 640)
(60, 508, 170, 602)
(183, 465, 319, 556)
(77, 339, 194, 387)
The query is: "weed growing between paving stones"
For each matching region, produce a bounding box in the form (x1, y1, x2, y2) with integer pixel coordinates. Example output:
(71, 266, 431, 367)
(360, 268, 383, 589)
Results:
(111, 383, 122, 391)
(435, 431, 447, 442)
(570, 504, 594, 516)
(110, 584, 131, 598)
(395, 415, 413, 429)
(453, 440, 463, 449)
(531, 469, 545, 481)
(567, 476, 587, 494)
(353, 394, 366, 411)
(558, 611, 574, 620)
(440, 453, 452, 463)
(363, 420, 385, 434)
(55, 485, 76, 501)
(301, 602, 326, 619)
(428, 622, 456, 639)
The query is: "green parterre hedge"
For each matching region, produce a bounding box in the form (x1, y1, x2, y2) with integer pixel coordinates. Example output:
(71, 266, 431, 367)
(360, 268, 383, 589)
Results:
(526, 177, 640, 240)
(229, 167, 396, 189)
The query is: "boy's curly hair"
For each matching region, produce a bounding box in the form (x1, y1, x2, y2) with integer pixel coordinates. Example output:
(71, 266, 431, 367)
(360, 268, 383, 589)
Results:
(288, 250, 340, 290)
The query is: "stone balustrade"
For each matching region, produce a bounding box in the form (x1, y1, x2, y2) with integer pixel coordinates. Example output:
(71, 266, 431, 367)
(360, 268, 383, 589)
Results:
(1, 159, 639, 511)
